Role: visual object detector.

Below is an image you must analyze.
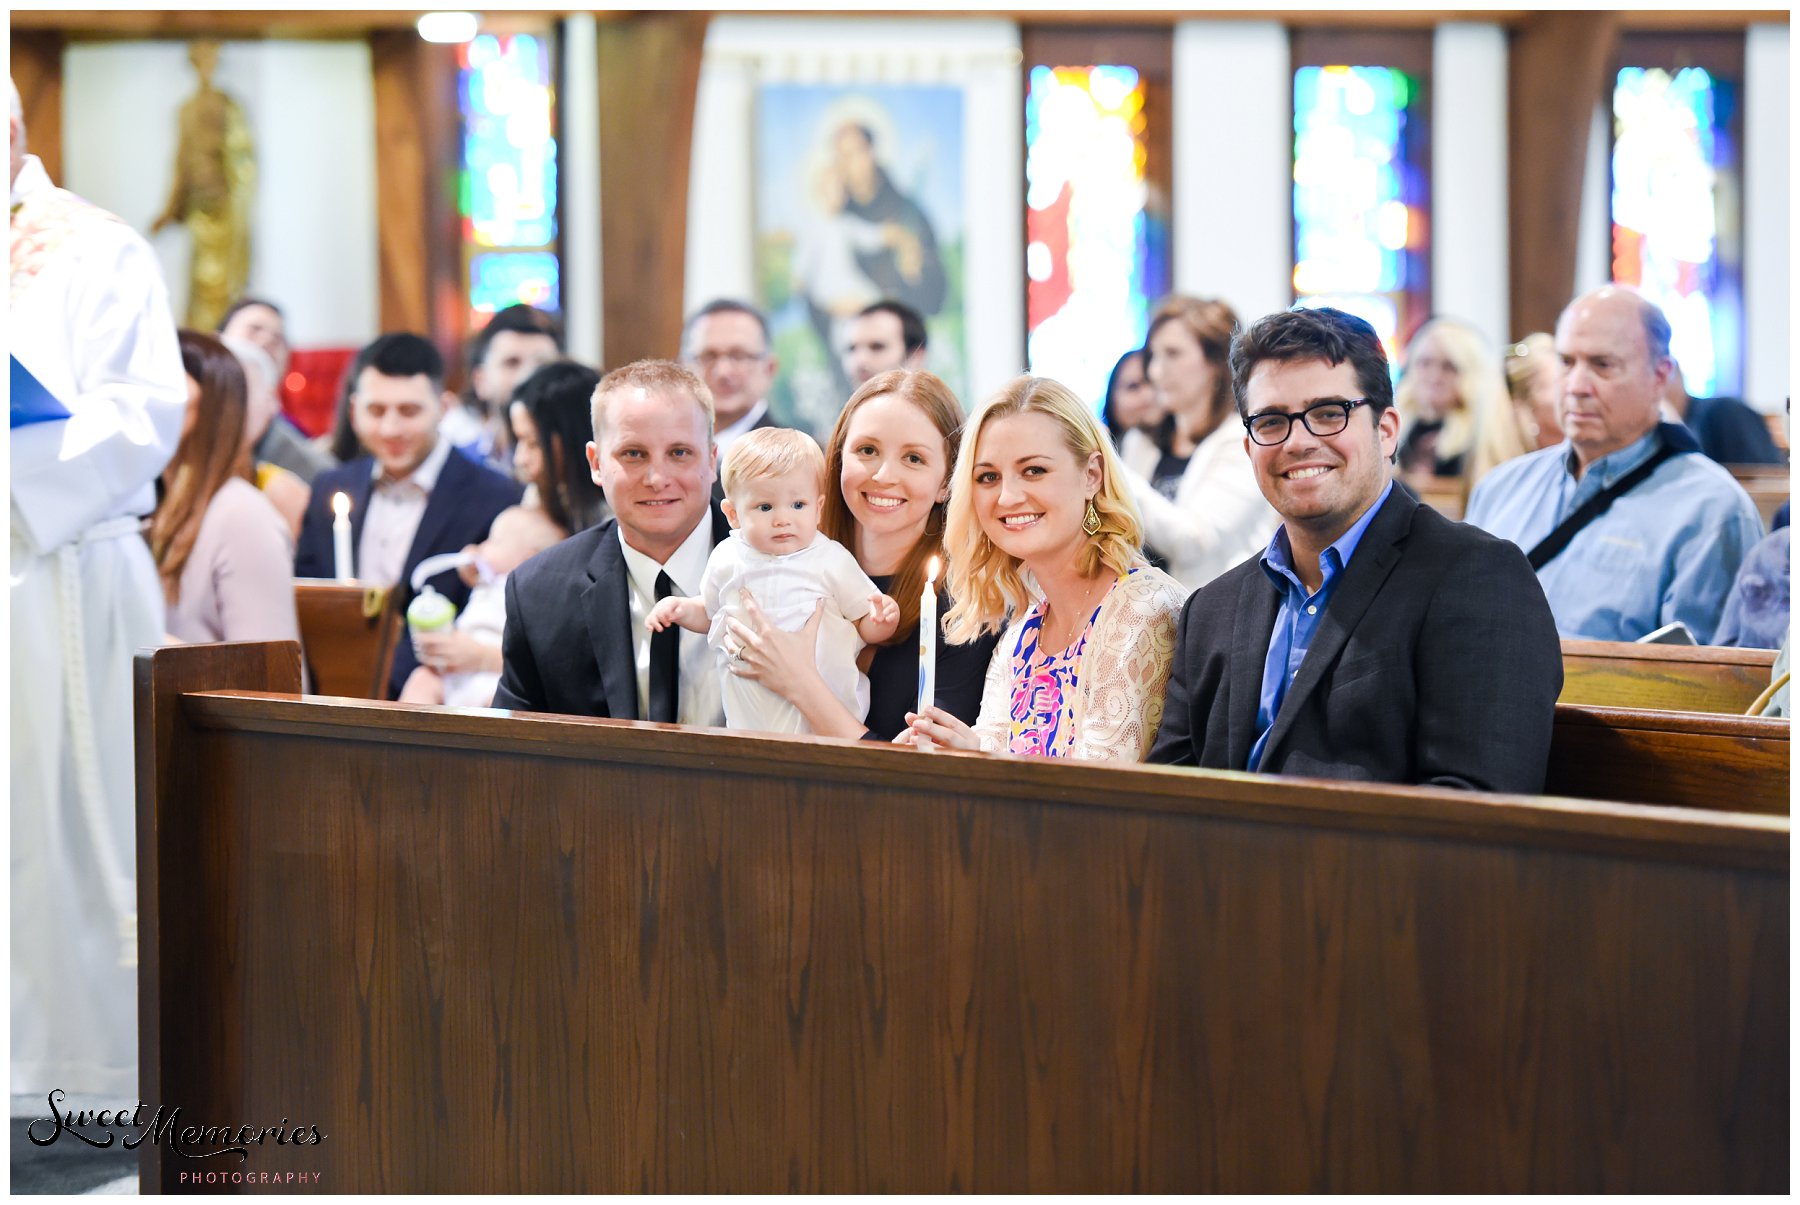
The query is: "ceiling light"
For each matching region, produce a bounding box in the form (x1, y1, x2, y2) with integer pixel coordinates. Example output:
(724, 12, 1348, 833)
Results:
(417, 12, 479, 44)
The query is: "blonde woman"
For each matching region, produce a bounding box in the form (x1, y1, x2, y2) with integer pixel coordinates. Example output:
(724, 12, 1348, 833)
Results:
(904, 376, 1186, 763)
(1503, 332, 1563, 451)
(1394, 317, 1527, 490)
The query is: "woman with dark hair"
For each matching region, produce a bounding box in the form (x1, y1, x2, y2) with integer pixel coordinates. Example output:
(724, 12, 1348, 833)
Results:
(152, 330, 299, 644)
(323, 364, 363, 464)
(1119, 294, 1278, 591)
(510, 360, 610, 533)
(1100, 346, 1166, 479)
(722, 370, 997, 740)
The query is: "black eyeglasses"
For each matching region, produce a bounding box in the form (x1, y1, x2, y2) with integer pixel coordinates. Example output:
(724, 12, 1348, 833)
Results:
(1243, 398, 1374, 446)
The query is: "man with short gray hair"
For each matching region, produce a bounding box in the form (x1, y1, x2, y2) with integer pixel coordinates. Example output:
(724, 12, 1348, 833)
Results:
(1465, 286, 1762, 643)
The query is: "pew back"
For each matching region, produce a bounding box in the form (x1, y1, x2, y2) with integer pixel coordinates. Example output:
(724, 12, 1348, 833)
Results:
(1547, 703, 1789, 815)
(1728, 464, 1788, 527)
(293, 579, 401, 699)
(134, 644, 1787, 1193)
(1559, 637, 1776, 713)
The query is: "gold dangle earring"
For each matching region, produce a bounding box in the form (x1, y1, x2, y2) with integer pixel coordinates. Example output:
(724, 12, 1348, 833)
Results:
(1082, 497, 1102, 537)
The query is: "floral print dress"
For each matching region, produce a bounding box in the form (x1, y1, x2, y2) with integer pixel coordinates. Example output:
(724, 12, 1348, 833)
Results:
(1006, 576, 1121, 758)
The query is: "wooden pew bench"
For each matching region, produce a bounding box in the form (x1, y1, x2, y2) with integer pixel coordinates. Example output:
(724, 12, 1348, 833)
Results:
(1728, 464, 1789, 528)
(1546, 703, 1788, 815)
(1559, 638, 1777, 714)
(293, 579, 401, 699)
(133, 642, 1787, 1193)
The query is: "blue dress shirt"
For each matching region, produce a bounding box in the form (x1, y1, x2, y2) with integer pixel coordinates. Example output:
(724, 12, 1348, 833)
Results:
(1464, 426, 1764, 643)
(1248, 481, 1394, 771)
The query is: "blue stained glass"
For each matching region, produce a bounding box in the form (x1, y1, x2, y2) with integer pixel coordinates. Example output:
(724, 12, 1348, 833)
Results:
(1292, 65, 1424, 364)
(470, 251, 560, 314)
(458, 28, 561, 322)
(1611, 65, 1739, 396)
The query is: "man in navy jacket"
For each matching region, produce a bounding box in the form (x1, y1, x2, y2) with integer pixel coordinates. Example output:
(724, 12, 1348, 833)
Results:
(296, 333, 522, 698)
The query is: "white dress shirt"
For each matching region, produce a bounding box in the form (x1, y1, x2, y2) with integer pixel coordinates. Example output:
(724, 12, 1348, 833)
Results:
(359, 435, 454, 587)
(619, 515, 724, 727)
(714, 399, 770, 459)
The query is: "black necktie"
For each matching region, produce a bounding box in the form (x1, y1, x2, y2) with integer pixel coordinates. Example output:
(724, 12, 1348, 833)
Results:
(648, 570, 679, 723)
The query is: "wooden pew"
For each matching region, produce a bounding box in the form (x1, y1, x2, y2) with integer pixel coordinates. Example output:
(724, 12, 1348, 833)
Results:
(134, 642, 1787, 1193)
(1560, 637, 1777, 713)
(293, 579, 401, 699)
(1411, 475, 1464, 520)
(1728, 464, 1788, 527)
(1547, 703, 1788, 815)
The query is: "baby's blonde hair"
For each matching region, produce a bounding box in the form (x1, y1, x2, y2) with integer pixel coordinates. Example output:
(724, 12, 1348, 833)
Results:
(720, 426, 826, 499)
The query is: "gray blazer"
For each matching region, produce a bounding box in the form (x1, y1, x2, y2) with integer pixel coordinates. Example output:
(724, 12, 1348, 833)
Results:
(1147, 487, 1563, 793)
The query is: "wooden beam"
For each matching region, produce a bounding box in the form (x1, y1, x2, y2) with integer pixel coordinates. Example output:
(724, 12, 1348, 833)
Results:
(1507, 10, 1622, 340)
(9, 30, 64, 184)
(368, 31, 462, 361)
(14, 11, 452, 36)
(12, 9, 1781, 36)
(597, 11, 711, 369)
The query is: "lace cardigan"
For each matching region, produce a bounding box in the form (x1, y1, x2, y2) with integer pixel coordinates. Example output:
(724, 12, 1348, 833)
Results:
(970, 566, 1188, 763)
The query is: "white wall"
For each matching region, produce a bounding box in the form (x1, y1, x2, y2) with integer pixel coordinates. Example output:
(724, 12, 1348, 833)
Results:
(1431, 23, 1509, 349)
(63, 40, 379, 348)
(684, 15, 1024, 409)
(1171, 21, 1291, 324)
(1574, 101, 1613, 303)
(1743, 22, 1789, 412)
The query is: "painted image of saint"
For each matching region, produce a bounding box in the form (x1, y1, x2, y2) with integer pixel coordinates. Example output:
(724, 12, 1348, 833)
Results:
(757, 86, 964, 434)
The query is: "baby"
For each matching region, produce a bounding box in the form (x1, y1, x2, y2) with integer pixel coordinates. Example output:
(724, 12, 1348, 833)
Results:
(400, 504, 565, 708)
(647, 426, 899, 734)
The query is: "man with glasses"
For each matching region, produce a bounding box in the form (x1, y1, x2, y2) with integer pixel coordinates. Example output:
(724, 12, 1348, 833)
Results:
(681, 299, 783, 458)
(1148, 306, 1562, 792)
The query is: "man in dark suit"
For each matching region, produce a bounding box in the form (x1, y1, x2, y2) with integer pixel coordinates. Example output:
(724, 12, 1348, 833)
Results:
(493, 359, 729, 723)
(1148, 307, 1562, 792)
(296, 333, 522, 698)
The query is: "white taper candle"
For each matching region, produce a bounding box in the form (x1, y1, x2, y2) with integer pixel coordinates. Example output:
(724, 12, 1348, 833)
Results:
(331, 492, 354, 582)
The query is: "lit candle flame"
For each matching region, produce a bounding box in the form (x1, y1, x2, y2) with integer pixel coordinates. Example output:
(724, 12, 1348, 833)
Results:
(926, 555, 939, 584)
(332, 492, 351, 518)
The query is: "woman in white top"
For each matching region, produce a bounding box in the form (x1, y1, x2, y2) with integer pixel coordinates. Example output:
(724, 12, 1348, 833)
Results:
(1122, 295, 1278, 591)
(904, 376, 1185, 764)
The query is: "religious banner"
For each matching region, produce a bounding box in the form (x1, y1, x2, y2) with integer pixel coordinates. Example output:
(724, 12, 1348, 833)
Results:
(755, 84, 965, 435)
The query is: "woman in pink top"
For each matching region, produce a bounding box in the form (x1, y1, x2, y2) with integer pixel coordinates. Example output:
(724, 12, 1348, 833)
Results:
(150, 331, 300, 645)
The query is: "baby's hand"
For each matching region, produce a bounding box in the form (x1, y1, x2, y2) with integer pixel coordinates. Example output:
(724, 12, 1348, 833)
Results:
(862, 591, 901, 641)
(646, 596, 682, 632)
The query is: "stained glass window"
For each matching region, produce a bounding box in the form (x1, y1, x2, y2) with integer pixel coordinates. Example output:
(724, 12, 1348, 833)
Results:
(1025, 64, 1169, 407)
(1611, 66, 1739, 396)
(457, 31, 560, 320)
(1291, 65, 1427, 367)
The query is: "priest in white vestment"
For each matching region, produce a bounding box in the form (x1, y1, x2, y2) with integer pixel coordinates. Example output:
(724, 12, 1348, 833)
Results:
(10, 83, 188, 1098)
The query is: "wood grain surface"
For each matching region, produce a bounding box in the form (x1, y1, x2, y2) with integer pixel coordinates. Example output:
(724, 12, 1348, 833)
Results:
(1547, 703, 1790, 817)
(137, 646, 1787, 1193)
(1558, 639, 1777, 714)
(294, 581, 401, 700)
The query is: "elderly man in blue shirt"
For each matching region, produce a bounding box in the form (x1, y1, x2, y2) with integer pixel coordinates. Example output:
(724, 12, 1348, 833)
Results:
(1465, 288, 1762, 644)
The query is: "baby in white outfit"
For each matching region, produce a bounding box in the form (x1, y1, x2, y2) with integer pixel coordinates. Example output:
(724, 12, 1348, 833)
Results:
(648, 427, 899, 734)
(400, 505, 565, 708)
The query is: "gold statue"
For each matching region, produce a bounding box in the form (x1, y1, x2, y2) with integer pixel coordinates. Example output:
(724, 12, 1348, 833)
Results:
(150, 40, 255, 331)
